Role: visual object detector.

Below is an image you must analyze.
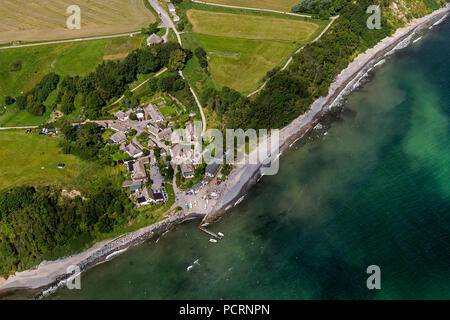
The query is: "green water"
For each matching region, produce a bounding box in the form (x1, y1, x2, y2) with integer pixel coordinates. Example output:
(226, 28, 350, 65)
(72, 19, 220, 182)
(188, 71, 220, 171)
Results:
(49, 20, 450, 300)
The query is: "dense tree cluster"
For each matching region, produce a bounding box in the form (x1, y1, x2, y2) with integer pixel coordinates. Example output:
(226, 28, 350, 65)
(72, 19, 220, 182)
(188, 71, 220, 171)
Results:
(14, 43, 190, 119)
(195, 47, 208, 70)
(56, 120, 105, 161)
(292, 0, 349, 17)
(15, 73, 60, 116)
(0, 184, 132, 277)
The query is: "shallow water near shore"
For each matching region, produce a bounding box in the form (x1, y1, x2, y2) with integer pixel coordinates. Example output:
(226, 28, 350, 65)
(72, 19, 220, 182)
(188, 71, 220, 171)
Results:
(10, 18, 450, 300)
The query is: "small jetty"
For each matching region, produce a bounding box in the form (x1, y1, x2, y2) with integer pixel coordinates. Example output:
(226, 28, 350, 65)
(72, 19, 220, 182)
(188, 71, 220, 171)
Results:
(199, 226, 223, 240)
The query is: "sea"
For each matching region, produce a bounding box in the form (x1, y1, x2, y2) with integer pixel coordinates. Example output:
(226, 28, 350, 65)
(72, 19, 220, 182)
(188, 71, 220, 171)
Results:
(10, 17, 450, 300)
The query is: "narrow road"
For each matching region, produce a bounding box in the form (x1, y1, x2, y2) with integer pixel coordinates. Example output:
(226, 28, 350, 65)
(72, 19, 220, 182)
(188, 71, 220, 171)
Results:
(147, 0, 206, 136)
(0, 126, 38, 130)
(0, 32, 141, 51)
(110, 67, 168, 106)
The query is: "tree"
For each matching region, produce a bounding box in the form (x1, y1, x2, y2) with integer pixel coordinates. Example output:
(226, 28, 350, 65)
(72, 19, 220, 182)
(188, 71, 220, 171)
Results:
(72, 122, 103, 160)
(148, 77, 159, 93)
(173, 78, 186, 91)
(60, 92, 75, 114)
(56, 117, 77, 141)
(85, 91, 104, 119)
(142, 22, 159, 35)
(16, 95, 27, 110)
(168, 49, 187, 71)
(27, 102, 46, 116)
(129, 113, 138, 121)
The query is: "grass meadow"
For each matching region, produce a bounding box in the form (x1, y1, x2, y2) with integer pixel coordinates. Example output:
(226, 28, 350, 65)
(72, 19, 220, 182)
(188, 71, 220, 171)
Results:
(0, 130, 119, 192)
(182, 6, 329, 95)
(0, 36, 144, 126)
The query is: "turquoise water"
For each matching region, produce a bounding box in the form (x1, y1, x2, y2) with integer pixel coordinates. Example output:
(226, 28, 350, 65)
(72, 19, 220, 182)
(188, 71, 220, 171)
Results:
(49, 20, 450, 299)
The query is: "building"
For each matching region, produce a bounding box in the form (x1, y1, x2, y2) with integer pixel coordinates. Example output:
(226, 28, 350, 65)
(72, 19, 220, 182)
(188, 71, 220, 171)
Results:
(180, 162, 195, 179)
(135, 109, 145, 120)
(114, 110, 128, 121)
(190, 182, 203, 194)
(147, 34, 163, 46)
(121, 142, 143, 158)
(147, 123, 160, 136)
(108, 131, 126, 144)
(205, 161, 221, 178)
(110, 123, 128, 133)
(132, 159, 147, 181)
(168, 3, 176, 13)
(122, 180, 143, 192)
(158, 127, 173, 142)
(147, 103, 165, 123)
(142, 187, 164, 204)
(173, 14, 180, 22)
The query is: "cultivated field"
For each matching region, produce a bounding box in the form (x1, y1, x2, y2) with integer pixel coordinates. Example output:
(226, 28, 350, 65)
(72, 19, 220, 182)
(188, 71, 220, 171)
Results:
(201, 0, 300, 12)
(0, 36, 143, 126)
(0, 0, 156, 44)
(185, 9, 327, 94)
(0, 130, 119, 192)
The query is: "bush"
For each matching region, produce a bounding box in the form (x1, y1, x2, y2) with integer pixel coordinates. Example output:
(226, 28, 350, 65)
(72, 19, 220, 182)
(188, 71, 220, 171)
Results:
(16, 95, 27, 110)
(5, 96, 15, 105)
(10, 60, 22, 72)
(27, 102, 46, 116)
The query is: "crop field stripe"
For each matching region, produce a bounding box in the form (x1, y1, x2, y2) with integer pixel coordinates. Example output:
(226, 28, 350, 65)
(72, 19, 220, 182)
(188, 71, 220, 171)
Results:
(0, 0, 156, 44)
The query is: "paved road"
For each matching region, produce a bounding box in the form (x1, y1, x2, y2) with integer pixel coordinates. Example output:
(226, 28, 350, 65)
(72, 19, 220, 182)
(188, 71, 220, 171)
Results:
(0, 126, 38, 130)
(110, 67, 168, 106)
(147, 0, 206, 137)
(0, 32, 141, 51)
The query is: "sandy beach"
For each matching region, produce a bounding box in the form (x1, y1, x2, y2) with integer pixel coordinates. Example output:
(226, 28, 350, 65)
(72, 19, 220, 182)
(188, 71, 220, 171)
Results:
(1, 4, 448, 297)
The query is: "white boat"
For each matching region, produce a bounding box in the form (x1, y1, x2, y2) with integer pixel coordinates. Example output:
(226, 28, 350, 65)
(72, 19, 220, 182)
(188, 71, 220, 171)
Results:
(187, 265, 193, 271)
(218, 232, 224, 237)
(209, 238, 217, 243)
(194, 259, 200, 265)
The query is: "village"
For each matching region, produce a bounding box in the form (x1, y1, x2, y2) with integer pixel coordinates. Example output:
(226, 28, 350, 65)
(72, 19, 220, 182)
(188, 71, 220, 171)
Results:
(103, 94, 231, 212)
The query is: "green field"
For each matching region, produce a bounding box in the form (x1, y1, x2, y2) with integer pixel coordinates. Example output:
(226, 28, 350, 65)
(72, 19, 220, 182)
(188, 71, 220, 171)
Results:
(196, 34, 299, 94)
(188, 10, 319, 41)
(0, 130, 119, 192)
(183, 8, 328, 95)
(0, 36, 144, 126)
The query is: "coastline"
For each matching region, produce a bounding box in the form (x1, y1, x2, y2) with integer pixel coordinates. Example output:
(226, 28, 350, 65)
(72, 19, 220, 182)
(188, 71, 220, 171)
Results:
(0, 5, 448, 298)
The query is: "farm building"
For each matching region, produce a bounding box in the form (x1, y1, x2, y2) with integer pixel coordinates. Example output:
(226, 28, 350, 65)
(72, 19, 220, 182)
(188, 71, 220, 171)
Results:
(147, 103, 165, 123)
(108, 131, 126, 144)
(147, 34, 163, 46)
